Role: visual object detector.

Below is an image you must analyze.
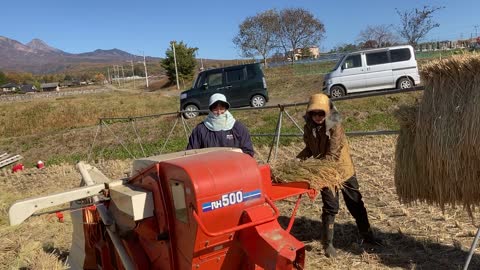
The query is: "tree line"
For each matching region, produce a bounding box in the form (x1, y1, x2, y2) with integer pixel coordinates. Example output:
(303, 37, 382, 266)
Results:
(233, 6, 444, 66)
(5, 5, 445, 91)
(0, 70, 107, 89)
(159, 5, 444, 86)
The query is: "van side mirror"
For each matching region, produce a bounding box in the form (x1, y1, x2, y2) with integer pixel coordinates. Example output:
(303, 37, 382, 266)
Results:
(202, 83, 208, 89)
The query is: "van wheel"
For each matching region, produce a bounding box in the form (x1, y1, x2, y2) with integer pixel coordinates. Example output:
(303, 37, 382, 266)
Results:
(183, 104, 199, 119)
(330, 86, 345, 98)
(251, 95, 266, 107)
(397, 77, 413, 89)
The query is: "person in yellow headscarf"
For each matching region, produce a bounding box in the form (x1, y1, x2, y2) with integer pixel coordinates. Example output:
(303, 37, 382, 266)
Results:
(297, 93, 378, 258)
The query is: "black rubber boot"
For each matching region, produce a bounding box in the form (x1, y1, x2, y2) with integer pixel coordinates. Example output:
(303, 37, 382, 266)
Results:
(360, 228, 381, 245)
(321, 214, 337, 258)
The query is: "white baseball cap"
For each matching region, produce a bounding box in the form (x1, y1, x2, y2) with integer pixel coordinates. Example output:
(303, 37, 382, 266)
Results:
(209, 93, 230, 110)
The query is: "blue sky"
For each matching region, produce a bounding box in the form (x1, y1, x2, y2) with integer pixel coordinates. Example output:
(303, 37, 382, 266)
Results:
(2, 0, 477, 59)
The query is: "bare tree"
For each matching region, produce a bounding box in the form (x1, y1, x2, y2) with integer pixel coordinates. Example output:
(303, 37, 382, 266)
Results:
(276, 8, 325, 62)
(357, 25, 399, 48)
(233, 9, 279, 67)
(396, 5, 444, 47)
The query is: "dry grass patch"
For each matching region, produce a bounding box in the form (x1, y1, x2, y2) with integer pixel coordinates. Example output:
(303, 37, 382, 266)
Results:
(0, 91, 178, 138)
(1, 137, 480, 269)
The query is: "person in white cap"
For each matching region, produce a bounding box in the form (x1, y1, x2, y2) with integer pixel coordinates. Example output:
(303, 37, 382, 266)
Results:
(186, 93, 254, 156)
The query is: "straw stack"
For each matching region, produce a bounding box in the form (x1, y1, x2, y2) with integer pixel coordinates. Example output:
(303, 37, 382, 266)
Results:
(394, 54, 480, 212)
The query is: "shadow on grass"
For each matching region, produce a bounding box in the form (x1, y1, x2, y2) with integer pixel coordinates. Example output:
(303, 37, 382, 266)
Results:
(279, 216, 480, 270)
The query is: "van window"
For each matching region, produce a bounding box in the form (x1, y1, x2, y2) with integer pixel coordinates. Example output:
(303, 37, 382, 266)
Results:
(390, 48, 411, 62)
(246, 65, 257, 79)
(207, 72, 223, 87)
(343, 54, 362, 69)
(195, 73, 206, 88)
(366, 51, 389, 65)
(226, 68, 245, 83)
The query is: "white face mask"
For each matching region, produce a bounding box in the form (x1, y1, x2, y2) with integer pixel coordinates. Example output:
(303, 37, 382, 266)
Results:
(204, 111, 236, 131)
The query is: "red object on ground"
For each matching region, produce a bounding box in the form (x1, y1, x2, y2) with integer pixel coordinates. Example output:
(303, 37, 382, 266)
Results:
(12, 163, 24, 173)
(37, 160, 45, 169)
(55, 212, 64, 223)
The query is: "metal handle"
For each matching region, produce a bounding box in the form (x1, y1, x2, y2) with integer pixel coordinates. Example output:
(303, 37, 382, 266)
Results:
(192, 197, 279, 237)
(225, 85, 232, 89)
(216, 87, 225, 90)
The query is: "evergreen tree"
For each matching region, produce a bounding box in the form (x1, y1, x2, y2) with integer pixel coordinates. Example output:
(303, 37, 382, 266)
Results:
(161, 41, 198, 87)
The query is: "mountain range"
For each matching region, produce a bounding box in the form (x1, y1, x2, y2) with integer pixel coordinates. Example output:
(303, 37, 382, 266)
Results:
(0, 36, 159, 74)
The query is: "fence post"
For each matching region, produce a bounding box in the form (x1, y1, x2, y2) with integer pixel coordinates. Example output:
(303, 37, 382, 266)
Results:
(181, 114, 191, 142)
(131, 119, 146, 157)
(463, 227, 480, 270)
(267, 105, 284, 163)
(160, 114, 180, 154)
(284, 109, 304, 134)
(101, 120, 135, 159)
(87, 121, 102, 162)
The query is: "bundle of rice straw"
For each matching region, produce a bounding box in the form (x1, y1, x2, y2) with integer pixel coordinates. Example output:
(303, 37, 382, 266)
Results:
(271, 158, 344, 191)
(394, 54, 480, 213)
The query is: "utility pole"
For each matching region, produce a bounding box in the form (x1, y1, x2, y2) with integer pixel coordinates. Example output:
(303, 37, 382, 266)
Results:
(200, 58, 204, 71)
(129, 60, 135, 89)
(143, 52, 149, 88)
(113, 65, 120, 87)
(475, 25, 479, 38)
(121, 66, 125, 87)
(111, 65, 115, 85)
(171, 41, 180, 90)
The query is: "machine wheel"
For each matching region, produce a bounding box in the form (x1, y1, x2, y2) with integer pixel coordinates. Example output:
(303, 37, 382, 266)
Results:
(330, 86, 345, 98)
(251, 95, 266, 107)
(397, 77, 413, 89)
(183, 104, 199, 119)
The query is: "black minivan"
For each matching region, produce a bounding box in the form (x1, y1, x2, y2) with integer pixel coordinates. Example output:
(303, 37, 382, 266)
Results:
(180, 63, 269, 118)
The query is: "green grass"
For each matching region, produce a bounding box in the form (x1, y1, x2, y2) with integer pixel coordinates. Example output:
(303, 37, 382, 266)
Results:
(416, 49, 470, 59)
(292, 61, 335, 75)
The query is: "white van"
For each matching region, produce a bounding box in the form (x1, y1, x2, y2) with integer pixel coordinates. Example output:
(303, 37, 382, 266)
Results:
(323, 45, 421, 98)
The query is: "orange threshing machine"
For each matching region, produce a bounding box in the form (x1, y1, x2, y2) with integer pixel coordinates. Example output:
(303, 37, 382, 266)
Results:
(9, 148, 317, 269)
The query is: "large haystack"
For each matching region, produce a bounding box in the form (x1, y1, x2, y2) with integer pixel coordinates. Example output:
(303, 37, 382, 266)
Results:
(395, 55, 480, 212)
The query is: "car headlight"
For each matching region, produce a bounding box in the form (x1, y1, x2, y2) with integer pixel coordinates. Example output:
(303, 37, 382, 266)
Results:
(180, 93, 187, 99)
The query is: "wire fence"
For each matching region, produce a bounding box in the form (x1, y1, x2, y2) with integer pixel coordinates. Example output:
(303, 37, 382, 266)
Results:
(90, 86, 424, 163)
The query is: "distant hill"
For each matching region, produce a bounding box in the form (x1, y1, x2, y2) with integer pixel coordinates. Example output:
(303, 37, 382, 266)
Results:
(0, 36, 161, 74)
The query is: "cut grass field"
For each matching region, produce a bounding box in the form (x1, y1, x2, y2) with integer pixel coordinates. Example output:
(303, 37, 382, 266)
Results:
(1, 137, 479, 269)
